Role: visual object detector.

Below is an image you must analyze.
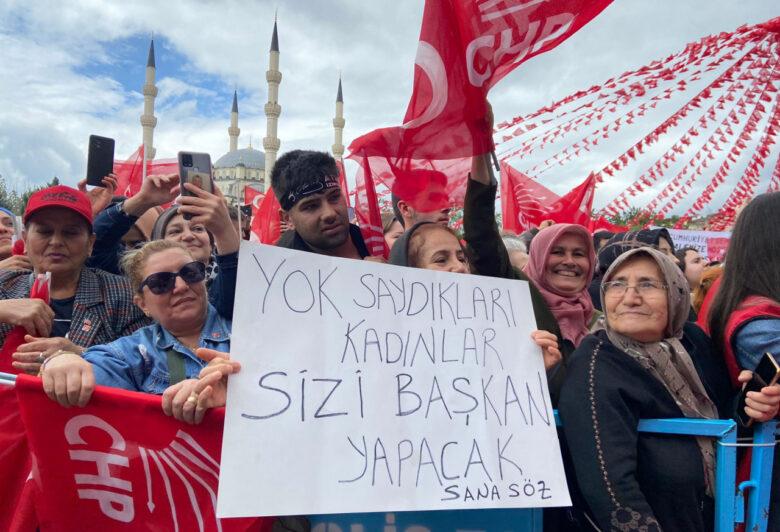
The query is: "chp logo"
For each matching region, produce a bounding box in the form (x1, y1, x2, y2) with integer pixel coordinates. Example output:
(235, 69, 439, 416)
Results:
(65, 414, 223, 531)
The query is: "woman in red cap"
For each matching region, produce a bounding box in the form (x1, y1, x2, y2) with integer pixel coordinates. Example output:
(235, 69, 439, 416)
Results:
(0, 185, 149, 374)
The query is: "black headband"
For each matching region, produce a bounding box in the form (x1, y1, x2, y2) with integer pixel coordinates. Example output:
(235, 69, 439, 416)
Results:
(280, 174, 340, 210)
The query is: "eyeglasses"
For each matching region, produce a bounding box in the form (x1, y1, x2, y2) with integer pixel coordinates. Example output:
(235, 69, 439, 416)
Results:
(602, 280, 667, 297)
(138, 261, 206, 295)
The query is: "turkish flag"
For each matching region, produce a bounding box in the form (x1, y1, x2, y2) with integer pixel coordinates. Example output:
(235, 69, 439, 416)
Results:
(349, 0, 612, 211)
(352, 154, 389, 257)
(250, 189, 282, 245)
(114, 145, 178, 198)
(15, 375, 273, 532)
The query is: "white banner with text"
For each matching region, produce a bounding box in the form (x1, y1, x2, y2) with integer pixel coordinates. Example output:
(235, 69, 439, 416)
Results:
(217, 242, 570, 517)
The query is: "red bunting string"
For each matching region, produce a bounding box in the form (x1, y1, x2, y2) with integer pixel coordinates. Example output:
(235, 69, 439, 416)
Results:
(644, 64, 776, 220)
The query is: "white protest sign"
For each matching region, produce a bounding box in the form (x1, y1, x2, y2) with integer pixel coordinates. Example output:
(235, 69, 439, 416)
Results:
(217, 241, 570, 517)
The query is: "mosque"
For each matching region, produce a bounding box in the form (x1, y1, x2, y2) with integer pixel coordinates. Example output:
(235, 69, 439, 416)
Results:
(138, 20, 346, 206)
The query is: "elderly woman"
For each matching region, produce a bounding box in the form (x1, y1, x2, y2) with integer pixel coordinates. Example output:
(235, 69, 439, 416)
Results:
(40, 240, 231, 422)
(559, 247, 780, 532)
(588, 228, 676, 311)
(0, 186, 148, 374)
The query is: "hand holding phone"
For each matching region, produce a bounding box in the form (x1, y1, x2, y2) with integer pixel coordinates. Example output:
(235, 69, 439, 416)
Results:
(177, 152, 214, 220)
(86, 135, 115, 187)
(737, 353, 780, 427)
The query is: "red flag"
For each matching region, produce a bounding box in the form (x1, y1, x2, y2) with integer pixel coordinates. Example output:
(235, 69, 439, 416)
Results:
(352, 155, 389, 257)
(251, 191, 282, 245)
(0, 386, 34, 531)
(114, 145, 178, 198)
(243, 186, 263, 207)
(349, 0, 612, 208)
(15, 375, 272, 532)
(500, 162, 558, 231)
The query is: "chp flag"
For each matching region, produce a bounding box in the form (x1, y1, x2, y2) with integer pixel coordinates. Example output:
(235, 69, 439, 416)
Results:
(14, 375, 272, 532)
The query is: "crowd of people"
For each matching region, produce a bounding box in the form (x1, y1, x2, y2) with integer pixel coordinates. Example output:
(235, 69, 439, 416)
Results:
(2, 135, 779, 530)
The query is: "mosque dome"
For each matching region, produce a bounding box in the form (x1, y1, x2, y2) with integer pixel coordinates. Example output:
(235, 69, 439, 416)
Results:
(214, 147, 265, 170)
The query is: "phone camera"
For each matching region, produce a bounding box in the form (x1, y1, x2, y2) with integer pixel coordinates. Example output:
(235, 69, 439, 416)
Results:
(182, 154, 193, 167)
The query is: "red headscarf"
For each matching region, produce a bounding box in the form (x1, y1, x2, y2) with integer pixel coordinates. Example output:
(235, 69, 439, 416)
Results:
(523, 224, 596, 346)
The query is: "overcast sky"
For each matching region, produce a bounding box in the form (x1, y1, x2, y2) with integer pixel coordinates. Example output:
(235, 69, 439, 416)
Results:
(0, 1, 777, 213)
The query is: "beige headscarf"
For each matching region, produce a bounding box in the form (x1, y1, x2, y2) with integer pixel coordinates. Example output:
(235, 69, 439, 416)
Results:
(601, 247, 718, 496)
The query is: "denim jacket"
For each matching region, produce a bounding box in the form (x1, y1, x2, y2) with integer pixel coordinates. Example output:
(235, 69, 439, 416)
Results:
(84, 304, 231, 394)
(735, 318, 780, 370)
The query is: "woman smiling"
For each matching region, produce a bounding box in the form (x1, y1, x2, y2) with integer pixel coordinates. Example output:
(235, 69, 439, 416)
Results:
(40, 240, 231, 421)
(559, 247, 780, 531)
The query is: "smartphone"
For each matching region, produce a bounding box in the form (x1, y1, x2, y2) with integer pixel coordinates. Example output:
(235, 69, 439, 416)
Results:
(737, 353, 780, 427)
(86, 135, 115, 187)
(178, 152, 214, 220)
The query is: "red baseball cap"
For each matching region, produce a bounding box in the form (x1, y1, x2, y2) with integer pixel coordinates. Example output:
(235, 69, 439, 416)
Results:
(23, 185, 93, 228)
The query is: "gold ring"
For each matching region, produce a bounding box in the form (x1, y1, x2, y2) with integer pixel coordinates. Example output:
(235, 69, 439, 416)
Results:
(186, 394, 198, 404)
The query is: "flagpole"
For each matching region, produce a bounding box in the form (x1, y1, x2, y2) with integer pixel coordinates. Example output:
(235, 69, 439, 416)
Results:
(490, 151, 500, 172)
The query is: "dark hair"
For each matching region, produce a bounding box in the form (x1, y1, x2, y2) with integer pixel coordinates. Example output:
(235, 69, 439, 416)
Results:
(674, 246, 698, 273)
(708, 192, 780, 355)
(592, 230, 614, 250)
(271, 150, 338, 208)
(407, 223, 472, 272)
(391, 193, 404, 228)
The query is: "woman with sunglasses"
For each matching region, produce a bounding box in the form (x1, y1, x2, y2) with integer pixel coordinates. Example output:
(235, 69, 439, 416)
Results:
(40, 240, 230, 414)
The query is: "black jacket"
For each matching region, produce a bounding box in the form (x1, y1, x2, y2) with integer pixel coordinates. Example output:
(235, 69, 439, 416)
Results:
(559, 324, 733, 532)
(462, 177, 569, 405)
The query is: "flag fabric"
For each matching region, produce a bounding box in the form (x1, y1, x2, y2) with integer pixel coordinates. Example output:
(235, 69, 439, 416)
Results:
(348, 0, 613, 211)
(336, 158, 351, 208)
(352, 154, 390, 257)
(113, 145, 178, 198)
(250, 190, 282, 245)
(243, 185, 264, 208)
(14, 375, 273, 532)
(500, 162, 623, 233)
(0, 386, 34, 531)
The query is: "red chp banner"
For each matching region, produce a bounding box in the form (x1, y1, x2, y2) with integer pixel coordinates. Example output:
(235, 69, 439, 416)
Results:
(0, 386, 33, 532)
(349, 0, 612, 212)
(500, 162, 622, 233)
(15, 376, 272, 532)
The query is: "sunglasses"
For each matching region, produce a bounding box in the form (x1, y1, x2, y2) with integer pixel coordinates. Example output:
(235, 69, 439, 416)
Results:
(138, 261, 206, 295)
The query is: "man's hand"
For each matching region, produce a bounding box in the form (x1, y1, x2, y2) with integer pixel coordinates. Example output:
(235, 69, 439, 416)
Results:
(78, 174, 118, 216)
(470, 101, 495, 185)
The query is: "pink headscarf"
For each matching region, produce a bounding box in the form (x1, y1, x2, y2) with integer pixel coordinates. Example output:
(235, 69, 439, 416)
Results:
(522, 224, 596, 346)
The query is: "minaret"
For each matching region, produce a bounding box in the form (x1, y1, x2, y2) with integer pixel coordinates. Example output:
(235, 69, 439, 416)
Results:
(228, 90, 240, 152)
(140, 40, 158, 160)
(332, 77, 345, 159)
(263, 19, 282, 179)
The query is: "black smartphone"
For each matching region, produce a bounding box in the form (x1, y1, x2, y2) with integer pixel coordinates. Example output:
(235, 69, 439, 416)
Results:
(737, 353, 780, 427)
(178, 152, 214, 220)
(86, 135, 115, 187)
